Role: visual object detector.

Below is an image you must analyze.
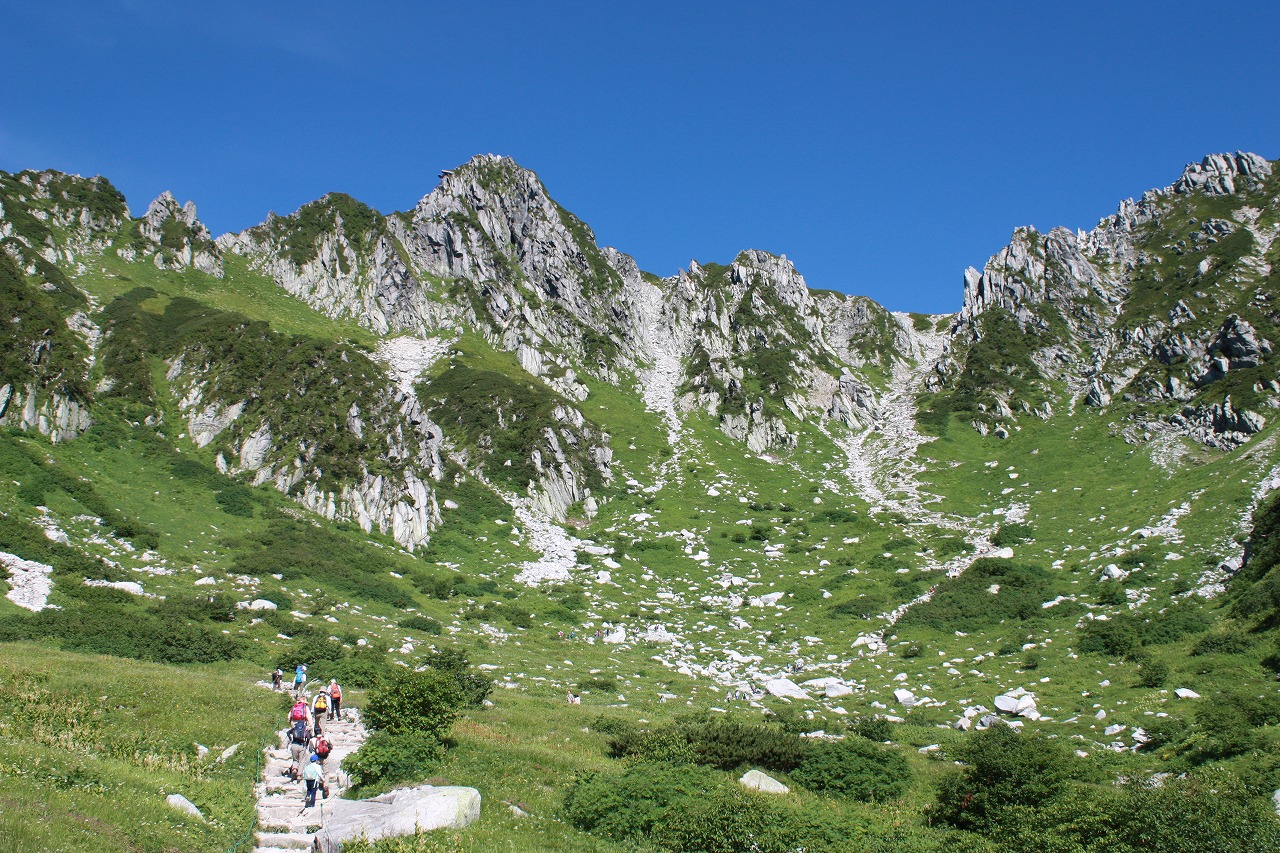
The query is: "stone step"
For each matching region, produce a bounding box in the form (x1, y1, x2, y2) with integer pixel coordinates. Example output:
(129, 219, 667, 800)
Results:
(255, 831, 314, 849)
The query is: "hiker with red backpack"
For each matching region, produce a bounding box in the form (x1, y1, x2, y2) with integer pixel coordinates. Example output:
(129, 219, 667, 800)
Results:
(313, 732, 332, 765)
(328, 680, 342, 720)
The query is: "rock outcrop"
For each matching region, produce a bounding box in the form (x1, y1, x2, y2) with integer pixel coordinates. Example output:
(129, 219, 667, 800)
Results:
(135, 191, 224, 276)
(940, 150, 1278, 445)
(1172, 151, 1272, 196)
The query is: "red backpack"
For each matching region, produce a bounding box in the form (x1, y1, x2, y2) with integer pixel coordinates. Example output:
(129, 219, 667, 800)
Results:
(290, 701, 308, 722)
(315, 736, 331, 759)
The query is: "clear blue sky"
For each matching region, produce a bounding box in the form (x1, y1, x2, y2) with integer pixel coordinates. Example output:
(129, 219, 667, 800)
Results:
(3, 2, 1277, 313)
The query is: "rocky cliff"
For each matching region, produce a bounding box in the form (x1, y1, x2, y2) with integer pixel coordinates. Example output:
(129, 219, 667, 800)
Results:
(936, 151, 1278, 445)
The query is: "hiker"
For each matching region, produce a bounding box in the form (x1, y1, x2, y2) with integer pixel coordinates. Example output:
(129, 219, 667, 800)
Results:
(287, 717, 312, 780)
(314, 732, 332, 766)
(314, 732, 332, 763)
(303, 754, 324, 807)
(293, 663, 308, 695)
(312, 691, 328, 734)
(328, 680, 342, 720)
(271, 668, 283, 691)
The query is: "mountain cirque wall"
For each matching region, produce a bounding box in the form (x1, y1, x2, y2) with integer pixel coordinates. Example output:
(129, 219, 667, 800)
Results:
(1, 150, 1278, 550)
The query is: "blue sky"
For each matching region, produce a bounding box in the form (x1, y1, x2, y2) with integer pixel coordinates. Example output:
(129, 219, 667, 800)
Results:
(2, 1, 1277, 313)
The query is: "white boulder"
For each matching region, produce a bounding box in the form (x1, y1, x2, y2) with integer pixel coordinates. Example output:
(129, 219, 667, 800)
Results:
(313, 785, 481, 853)
(165, 793, 203, 820)
(764, 678, 809, 700)
(739, 769, 789, 794)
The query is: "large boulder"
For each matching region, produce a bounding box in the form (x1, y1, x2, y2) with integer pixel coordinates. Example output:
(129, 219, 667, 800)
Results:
(313, 785, 480, 853)
(739, 769, 789, 794)
(764, 678, 809, 700)
(164, 793, 203, 820)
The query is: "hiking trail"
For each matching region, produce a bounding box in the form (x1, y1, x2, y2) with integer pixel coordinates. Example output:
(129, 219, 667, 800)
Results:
(251, 693, 368, 853)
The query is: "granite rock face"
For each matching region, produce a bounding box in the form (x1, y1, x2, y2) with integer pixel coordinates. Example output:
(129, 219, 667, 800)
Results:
(137, 191, 224, 276)
(1172, 151, 1272, 196)
(942, 150, 1278, 447)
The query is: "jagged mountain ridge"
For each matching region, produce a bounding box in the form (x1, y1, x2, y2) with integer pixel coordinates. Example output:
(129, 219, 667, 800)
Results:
(930, 151, 1279, 446)
(1, 150, 1278, 552)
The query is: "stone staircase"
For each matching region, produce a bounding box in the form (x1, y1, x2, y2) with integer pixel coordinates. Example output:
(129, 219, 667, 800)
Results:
(251, 705, 368, 853)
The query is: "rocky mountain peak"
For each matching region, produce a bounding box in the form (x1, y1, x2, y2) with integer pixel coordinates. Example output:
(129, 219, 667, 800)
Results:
(729, 250, 812, 313)
(1172, 151, 1272, 196)
(134, 191, 223, 277)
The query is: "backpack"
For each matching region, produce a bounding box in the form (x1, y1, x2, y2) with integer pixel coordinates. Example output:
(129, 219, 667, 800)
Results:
(315, 737, 331, 759)
(290, 702, 307, 721)
(330, 683, 341, 699)
(290, 720, 308, 744)
(315, 693, 328, 711)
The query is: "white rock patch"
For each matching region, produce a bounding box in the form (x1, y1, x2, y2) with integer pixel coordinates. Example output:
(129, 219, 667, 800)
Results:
(2, 551, 56, 611)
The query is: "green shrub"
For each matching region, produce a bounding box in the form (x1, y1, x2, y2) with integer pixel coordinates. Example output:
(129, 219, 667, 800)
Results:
(563, 762, 725, 842)
(1096, 583, 1128, 606)
(1136, 659, 1169, 688)
(1078, 616, 1141, 658)
(418, 648, 493, 707)
(214, 485, 256, 517)
(363, 668, 464, 739)
(229, 518, 414, 608)
(899, 558, 1055, 630)
(1113, 769, 1280, 851)
(575, 675, 616, 693)
(680, 717, 810, 773)
(399, 614, 443, 634)
(992, 523, 1035, 547)
(849, 716, 895, 743)
(607, 716, 810, 774)
(1190, 629, 1252, 656)
(342, 730, 444, 789)
(28, 602, 242, 665)
(565, 762, 882, 853)
(791, 737, 911, 801)
(931, 726, 1073, 832)
(650, 786, 787, 853)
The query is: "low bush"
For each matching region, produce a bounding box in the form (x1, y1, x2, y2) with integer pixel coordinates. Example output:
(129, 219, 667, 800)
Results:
(364, 668, 464, 738)
(342, 730, 444, 789)
(1136, 659, 1169, 688)
(564, 762, 725, 843)
(418, 648, 493, 707)
(1190, 629, 1252, 656)
(931, 725, 1073, 832)
(791, 737, 911, 801)
(565, 761, 887, 853)
(1078, 616, 1141, 658)
(1112, 769, 1280, 851)
(849, 716, 895, 743)
(399, 614, 442, 634)
(607, 716, 811, 774)
(898, 558, 1054, 630)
